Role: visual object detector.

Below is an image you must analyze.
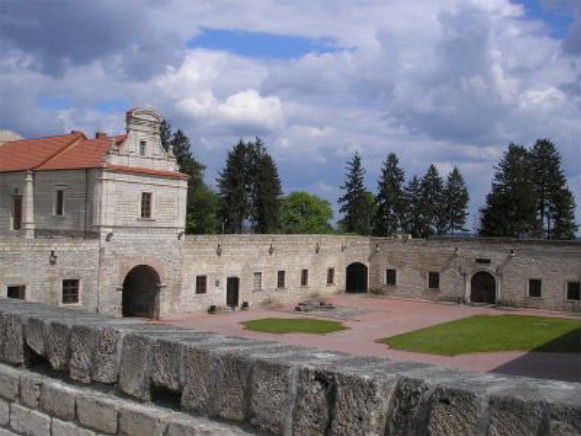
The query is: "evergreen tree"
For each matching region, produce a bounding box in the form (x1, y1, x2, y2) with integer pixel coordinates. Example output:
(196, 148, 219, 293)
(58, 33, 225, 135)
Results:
(480, 144, 538, 237)
(217, 140, 251, 233)
(160, 119, 172, 151)
(249, 138, 282, 233)
(419, 164, 446, 237)
(403, 175, 423, 238)
(373, 153, 406, 236)
(443, 167, 469, 235)
(530, 139, 577, 239)
(338, 152, 372, 235)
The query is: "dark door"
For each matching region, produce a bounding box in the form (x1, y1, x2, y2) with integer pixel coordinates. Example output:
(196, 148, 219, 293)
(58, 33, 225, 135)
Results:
(122, 265, 161, 319)
(346, 262, 368, 293)
(470, 271, 496, 304)
(12, 196, 22, 230)
(227, 277, 240, 307)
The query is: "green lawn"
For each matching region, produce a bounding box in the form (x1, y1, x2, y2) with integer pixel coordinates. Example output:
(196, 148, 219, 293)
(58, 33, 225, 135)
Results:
(378, 315, 581, 356)
(241, 317, 348, 334)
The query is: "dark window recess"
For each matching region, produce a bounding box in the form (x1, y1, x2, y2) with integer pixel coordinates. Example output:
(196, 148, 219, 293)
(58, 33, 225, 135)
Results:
(301, 269, 309, 286)
(196, 275, 207, 294)
(528, 279, 542, 298)
(327, 268, 335, 285)
(567, 282, 580, 301)
(12, 195, 22, 230)
(141, 193, 152, 218)
(62, 279, 79, 304)
(476, 258, 491, 264)
(386, 269, 397, 286)
(55, 190, 64, 216)
(140, 140, 147, 156)
(428, 272, 440, 289)
(277, 271, 286, 288)
(7, 285, 26, 300)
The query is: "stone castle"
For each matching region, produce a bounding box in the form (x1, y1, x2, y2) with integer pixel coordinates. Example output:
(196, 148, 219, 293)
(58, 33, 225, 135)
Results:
(1, 108, 580, 317)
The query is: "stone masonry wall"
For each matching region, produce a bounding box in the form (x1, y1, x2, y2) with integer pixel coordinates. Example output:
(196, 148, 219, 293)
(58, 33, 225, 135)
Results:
(0, 298, 579, 435)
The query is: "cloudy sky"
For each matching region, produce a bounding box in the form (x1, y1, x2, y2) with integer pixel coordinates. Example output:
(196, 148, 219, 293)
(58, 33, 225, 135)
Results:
(1, 0, 580, 231)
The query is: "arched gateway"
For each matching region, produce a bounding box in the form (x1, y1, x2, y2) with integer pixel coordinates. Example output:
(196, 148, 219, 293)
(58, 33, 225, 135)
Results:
(346, 262, 368, 293)
(122, 265, 161, 319)
(470, 271, 496, 304)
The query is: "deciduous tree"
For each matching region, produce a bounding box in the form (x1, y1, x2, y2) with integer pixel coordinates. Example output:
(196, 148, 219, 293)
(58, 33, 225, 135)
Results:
(280, 191, 334, 234)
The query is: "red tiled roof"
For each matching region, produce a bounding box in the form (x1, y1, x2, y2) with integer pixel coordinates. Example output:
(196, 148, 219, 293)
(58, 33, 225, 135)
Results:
(0, 133, 186, 179)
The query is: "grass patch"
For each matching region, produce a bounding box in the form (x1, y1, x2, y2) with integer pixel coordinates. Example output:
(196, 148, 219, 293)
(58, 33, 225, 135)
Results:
(241, 317, 348, 334)
(378, 315, 581, 356)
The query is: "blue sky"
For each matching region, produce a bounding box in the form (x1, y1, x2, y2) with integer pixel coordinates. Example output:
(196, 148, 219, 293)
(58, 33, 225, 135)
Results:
(1, 0, 580, 232)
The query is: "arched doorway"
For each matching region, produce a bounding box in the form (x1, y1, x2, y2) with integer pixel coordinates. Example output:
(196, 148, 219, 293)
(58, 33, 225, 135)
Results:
(122, 265, 161, 319)
(470, 271, 496, 304)
(346, 262, 368, 293)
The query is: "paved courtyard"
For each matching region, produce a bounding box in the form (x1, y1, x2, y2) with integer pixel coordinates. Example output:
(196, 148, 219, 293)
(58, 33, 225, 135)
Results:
(162, 295, 581, 383)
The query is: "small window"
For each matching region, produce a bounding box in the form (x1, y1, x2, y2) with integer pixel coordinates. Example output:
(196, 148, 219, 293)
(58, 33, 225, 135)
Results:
(7, 285, 26, 300)
(428, 272, 440, 289)
(196, 275, 207, 294)
(567, 281, 580, 301)
(139, 140, 147, 156)
(386, 269, 397, 286)
(55, 189, 64, 216)
(62, 279, 79, 304)
(528, 279, 542, 298)
(476, 258, 491, 264)
(277, 271, 286, 289)
(141, 192, 152, 218)
(253, 272, 262, 291)
(326, 268, 335, 285)
(12, 195, 22, 230)
(301, 269, 309, 287)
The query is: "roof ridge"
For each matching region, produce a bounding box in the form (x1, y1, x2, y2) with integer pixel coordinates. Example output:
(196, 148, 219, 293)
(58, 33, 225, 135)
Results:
(33, 133, 86, 170)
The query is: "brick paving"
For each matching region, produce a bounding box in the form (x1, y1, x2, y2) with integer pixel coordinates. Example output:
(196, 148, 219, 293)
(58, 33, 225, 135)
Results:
(162, 295, 581, 383)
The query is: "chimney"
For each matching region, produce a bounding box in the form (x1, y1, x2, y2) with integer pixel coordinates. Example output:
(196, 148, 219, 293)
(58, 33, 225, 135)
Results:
(95, 131, 107, 139)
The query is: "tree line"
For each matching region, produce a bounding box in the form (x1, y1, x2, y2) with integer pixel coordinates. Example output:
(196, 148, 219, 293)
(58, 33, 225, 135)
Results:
(161, 119, 576, 239)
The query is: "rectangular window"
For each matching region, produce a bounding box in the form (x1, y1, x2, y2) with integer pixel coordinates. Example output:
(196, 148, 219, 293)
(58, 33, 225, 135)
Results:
(277, 271, 286, 289)
(141, 192, 152, 218)
(528, 279, 542, 298)
(567, 281, 580, 301)
(253, 272, 262, 291)
(55, 189, 64, 216)
(386, 269, 397, 286)
(12, 195, 22, 230)
(140, 140, 147, 156)
(196, 275, 207, 294)
(62, 279, 79, 304)
(301, 269, 309, 287)
(326, 268, 335, 285)
(428, 272, 440, 289)
(7, 285, 26, 300)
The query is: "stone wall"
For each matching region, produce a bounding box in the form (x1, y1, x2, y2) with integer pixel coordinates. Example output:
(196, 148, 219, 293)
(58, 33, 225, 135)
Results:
(0, 172, 26, 237)
(0, 298, 579, 435)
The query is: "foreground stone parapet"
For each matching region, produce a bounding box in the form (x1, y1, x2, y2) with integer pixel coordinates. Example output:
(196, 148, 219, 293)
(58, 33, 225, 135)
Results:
(0, 297, 580, 435)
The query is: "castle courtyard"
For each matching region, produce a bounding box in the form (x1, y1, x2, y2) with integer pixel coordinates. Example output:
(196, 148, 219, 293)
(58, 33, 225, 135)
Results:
(161, 295, 581, 383)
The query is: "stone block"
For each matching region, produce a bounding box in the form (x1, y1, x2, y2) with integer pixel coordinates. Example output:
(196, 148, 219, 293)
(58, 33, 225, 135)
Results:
(0, 398, 9, 426)
(45, 320, 71, 371)
(39, 379, 76, 420)
(549, 402, 581, 435)
(151, 337, 183, 392)
(0, 313, 25, 365)
(69, 324, 98, 383)
(119, 403, 168, 436)
(91, 326, 122, 384)
(76, 393, 123, 435)
(52, 418, 97, 436)
(0, 366, 19, 401)
(19, 373, 43, 408)
(181, 345, 214, 415)
(9, 403, 51, 436)
(118, 333, 153, 401)
(24, 317, 46, 358)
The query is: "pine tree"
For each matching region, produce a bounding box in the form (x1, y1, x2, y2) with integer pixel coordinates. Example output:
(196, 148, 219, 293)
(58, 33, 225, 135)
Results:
(419, 165, 446, 237)
(443, 167, 469, 235)
(249, 138, 282, 233)
(338, 152, 372, 235)
(403, 175, 423, 238)
(480, 144, 538, 237)
(530, 139, 577, 239)
(373, 153, 405, 236)
(160, 119, 172, 151)
(217, 140, 251, 233)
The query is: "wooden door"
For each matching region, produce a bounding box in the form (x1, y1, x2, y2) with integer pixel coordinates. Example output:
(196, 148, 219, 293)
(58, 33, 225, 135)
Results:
(226, 277, 240, 307)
